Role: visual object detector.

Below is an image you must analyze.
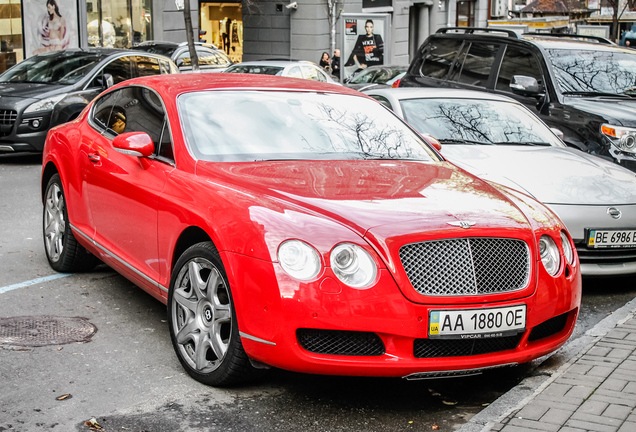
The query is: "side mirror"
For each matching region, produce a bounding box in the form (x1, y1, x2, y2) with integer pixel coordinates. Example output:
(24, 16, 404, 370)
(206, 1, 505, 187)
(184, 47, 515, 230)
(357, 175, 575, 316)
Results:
(96, 73, 114, 89)
(551, 127, 564, 141)
(510, 75, 544, 97)
(112, 132, 154, 158)
(420, 133, 442, 152)
(176, 59, 184, 68)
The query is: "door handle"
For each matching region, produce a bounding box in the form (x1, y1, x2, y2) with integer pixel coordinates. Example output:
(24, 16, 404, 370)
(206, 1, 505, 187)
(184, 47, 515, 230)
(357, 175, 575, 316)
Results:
(87, 152, 100, 163)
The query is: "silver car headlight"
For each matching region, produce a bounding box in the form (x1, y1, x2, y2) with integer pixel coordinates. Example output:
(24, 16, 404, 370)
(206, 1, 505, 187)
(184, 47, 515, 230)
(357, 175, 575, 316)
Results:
(601, 124, 636, 154)
(539, 235, 561, 276)
(24, 94, 67, 114)
(330, 243, 377, 288)
(278, 240, 321, 280)
(560, 231, 574, 265)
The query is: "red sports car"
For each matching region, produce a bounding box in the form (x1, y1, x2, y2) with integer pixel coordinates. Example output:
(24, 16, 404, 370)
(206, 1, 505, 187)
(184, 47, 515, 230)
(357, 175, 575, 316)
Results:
(41, 74, 581, 386)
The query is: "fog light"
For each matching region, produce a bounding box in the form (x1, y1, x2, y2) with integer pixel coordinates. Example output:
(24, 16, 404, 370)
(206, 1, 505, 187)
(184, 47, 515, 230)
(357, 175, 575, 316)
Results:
(620, 133, 636, 151)
(32, 119, 40, 128)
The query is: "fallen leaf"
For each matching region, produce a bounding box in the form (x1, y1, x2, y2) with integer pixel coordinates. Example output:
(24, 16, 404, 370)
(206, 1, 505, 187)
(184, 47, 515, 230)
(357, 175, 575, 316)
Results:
(86, 305, 95, 309)
(57, 347, 63, 351)
(432, 424, 439, 430)
(84, 417, 102, 429)
(442, 399, 457, 406)
(56, 394, 71, 401)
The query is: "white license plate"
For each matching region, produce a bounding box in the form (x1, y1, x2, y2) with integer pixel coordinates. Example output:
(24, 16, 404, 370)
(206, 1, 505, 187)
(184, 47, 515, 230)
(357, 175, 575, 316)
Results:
(587, 229, 636, 249)
(428, 305, 526, 339)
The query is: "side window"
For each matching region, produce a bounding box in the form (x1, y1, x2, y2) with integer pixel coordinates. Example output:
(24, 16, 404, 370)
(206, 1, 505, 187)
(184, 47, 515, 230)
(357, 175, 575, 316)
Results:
(196, 49, 217, 66)
(287, 66, 303, 79)
(302, 66, 326, 82)
(159, 59, 173, 74)
(419, 38, 464, 79)
(91, 89, 127, 135)
(369, 95, 393, 110)
(449, 42, 498, 88)
(496, 46, 543, 92)
(135, 56, 161, 77)
(215, 51, 232, 66)
(177, 51, 191, 67)
(101, 57, 133, 85)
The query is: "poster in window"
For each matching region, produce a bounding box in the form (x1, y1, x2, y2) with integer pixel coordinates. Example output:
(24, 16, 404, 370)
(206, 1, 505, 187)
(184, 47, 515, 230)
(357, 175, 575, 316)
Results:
(340, 13, 391, 81)
(24, 0, 79, 57)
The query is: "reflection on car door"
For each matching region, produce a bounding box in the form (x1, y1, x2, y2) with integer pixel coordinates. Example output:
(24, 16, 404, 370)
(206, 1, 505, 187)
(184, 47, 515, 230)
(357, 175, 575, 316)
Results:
(80, 86, 174, 295)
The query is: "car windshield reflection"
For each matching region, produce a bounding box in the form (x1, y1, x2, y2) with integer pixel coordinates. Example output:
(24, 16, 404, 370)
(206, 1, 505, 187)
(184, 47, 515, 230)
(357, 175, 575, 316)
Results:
(178, 91, 436, 162)
(399, 98, 564, 147)
(0, 51, 103, 85)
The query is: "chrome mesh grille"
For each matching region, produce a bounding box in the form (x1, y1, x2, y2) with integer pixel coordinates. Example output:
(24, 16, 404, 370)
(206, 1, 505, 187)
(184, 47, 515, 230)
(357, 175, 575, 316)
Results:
(399, 238, 530, 296)
(0, 110, 17, 125)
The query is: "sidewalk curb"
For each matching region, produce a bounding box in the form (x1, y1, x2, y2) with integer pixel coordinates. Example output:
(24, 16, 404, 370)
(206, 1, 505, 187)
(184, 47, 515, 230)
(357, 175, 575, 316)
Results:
(457, 295, 636, 432)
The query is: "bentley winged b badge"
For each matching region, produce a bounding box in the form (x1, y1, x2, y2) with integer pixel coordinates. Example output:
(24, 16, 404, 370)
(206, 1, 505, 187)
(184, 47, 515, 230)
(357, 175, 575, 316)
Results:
(447, 221, 477, 229)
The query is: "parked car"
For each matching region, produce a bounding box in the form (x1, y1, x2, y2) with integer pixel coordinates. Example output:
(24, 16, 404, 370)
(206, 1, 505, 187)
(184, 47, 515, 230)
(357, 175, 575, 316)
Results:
(364, 87, 636, 277)
(224, 60, 340, 84)
(42, 74, 581, 386)
(131, 41, 233, 73)
(400, 27, 636, 172)
(0, 48, 178, 154)
(343, 65, 408, 91)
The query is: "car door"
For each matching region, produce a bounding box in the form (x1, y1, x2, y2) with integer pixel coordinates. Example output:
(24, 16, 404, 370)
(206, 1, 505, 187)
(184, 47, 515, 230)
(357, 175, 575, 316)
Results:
(79, 85, 174, 293)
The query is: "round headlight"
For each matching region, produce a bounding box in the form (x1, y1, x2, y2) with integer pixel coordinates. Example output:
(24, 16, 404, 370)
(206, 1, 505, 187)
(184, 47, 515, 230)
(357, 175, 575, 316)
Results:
(330, 243, 377, 288)
(619, 133, 636, 152)
(560, 231, 574, 265)
(539, 235, 561, 276)
(278, 240, 321, 280)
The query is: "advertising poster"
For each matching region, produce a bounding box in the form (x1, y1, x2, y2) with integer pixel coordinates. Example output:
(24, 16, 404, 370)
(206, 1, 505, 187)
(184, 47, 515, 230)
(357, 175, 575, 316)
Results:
(24, 0, 79, 58)
(340, 13, 391, 82)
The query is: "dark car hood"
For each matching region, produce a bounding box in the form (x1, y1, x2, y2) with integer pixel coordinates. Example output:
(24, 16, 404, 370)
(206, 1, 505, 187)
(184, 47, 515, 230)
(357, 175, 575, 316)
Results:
(197, 159, 535, 237)
(0, 82, 69, 101)
(440, 145, 636, 205)
(566, 96, 636, 125)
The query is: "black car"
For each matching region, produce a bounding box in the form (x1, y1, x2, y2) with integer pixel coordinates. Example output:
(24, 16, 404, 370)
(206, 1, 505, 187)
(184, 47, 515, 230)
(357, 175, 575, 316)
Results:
(0, 48, 178, 154)
(400, 27, 636, 171)
(343, 65, 408, 91)
(131, 41, 233, 73)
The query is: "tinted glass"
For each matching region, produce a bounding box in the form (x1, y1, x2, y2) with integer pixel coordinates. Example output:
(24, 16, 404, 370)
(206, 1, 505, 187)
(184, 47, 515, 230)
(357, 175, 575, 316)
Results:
(350, 67, 406, 84)
(131, 44, 176, 57)
(178, 91, 436, 162)
(135, 56, 161, 77)
(547, 48, 636, 95)
(102, 57, 133, 84)
(400, 98, 563, 146)
(419, 38, 463, 79)
(497, 47, 543, 92)
(287, 66, 302, 78)
(449, 42, 497, 87)
(0, 51, 103, 84)
(225, 65, 284, 75)
(301, 65, 326, 82)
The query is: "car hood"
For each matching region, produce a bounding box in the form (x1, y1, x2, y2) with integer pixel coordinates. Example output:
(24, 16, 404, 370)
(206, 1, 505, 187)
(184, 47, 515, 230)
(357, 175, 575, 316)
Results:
(566, 97, 636, 125)
(197, 159, 536, 237)
(0, 82, 68, 101)
(440, 145, 636, 205)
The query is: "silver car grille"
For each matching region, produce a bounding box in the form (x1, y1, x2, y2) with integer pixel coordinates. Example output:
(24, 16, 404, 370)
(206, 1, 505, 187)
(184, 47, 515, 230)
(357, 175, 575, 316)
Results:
(0, 110, 17, 125)
(399, 238, 531, 296)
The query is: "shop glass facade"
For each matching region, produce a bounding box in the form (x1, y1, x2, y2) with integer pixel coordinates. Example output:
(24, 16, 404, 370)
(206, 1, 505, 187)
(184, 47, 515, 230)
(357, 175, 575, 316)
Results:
(200, 1, 242, 62)
(0, 0, 21, 72)
(87, 0, 152, 48)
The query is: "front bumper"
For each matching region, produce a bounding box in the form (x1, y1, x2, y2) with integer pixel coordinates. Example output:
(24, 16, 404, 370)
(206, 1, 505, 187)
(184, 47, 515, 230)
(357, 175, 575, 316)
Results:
(0, 111, 52, 153)
(224, 252, 581, 378)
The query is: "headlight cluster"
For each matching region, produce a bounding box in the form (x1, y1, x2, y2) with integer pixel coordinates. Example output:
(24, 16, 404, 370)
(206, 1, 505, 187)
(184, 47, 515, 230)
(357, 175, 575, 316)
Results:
(539, 231, 575, 276)
(24, 94, 67, 114)
(278, 240, 377, 288)
(601, 124, 636, 154)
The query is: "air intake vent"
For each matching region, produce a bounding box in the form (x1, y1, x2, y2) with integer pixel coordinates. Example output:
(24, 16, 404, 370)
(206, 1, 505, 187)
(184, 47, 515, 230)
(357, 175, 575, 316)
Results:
(297, 329, 385, 356)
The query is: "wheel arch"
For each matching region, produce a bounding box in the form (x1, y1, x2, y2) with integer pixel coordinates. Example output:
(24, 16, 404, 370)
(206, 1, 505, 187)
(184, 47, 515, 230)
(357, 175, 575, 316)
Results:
(171, 226, 213, 275)
(41, 161, 60, 203)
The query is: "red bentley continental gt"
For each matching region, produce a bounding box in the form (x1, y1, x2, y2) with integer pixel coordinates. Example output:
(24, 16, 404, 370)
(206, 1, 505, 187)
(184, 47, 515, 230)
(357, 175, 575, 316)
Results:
(41, 74, 582, 386)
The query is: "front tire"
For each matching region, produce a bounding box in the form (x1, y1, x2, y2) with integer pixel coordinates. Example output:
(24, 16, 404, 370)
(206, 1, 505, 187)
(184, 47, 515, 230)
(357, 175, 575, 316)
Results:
(168, 242, 253, 386)
(43, 173, 99, 272)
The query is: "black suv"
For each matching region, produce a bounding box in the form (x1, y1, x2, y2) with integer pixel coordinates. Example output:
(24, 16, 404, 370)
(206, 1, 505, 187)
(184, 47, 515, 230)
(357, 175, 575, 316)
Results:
(400, 27, 636, 172)
(0, 48, 178, 154)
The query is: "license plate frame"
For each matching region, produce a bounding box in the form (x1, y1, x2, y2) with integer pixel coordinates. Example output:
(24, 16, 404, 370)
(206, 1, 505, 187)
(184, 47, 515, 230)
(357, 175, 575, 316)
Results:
(428, 305, 526, 340)
(586, 228, 636, 249)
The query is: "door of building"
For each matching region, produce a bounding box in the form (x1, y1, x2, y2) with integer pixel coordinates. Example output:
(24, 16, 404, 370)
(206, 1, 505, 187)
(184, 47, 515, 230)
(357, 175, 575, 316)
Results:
(200, 1, 243, 62)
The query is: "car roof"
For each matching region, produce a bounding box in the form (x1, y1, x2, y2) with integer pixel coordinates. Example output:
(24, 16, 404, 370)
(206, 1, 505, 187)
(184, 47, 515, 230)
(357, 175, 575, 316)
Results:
(110, 73, 366, 99)
(230, 60, 319, 67)
(364, 87, 520, 103)
(522, 35, 635, 52)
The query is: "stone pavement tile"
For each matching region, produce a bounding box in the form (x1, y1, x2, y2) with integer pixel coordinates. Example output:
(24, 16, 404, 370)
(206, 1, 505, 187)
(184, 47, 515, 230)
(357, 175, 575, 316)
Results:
(596, 388, 636, 405)
(508, 417, 560, 431)
(589, 393, 636, 409)
(599, 377, 628, 392)
(539, 393, 587, 407)
(532, 398, 581, 411)
(579, 357, 622, 367)
(558, 375, 604, 387)
(571, 412, 623, 429)
(607, 349, 634, 360)
(579, 399, 609, 416)
(543, 382, 573, 398)
(588, 346, 612, 357)
(618, 421, 636, 432)
(603, 404, 633, 421)
(567, 363, 594, 375)
(559, 428, 587, 432)
(623, 381, 636, 394)
(566, 418, 618, 432)
(605, 330, 629, 340)
(606, 371, 636, 383)
(588, 365, 616, 378)
(490, 423, 504, 431)
(516, 403, 549, 421)
(541, 407, 573, 425)
(563, 384, 596, 399)
(626, 412, 636, 423)
(498, 425, 536, 432)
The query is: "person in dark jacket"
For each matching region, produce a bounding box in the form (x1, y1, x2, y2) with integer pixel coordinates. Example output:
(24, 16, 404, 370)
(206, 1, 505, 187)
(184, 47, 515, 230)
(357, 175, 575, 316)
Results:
(331, 48, 341, 80)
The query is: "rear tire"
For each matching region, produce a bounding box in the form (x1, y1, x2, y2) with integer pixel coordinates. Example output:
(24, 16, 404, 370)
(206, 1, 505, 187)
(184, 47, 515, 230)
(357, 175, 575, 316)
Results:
(43, 173, 99, 272)
(168, 241, 254, 386)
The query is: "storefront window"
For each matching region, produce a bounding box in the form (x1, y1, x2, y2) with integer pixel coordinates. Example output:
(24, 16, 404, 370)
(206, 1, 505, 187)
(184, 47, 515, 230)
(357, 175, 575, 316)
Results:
(0, 0, 22, 71)
(200, 1, 243, 62)
(456, 1, 475, 27)
(87, 0, 151, 48)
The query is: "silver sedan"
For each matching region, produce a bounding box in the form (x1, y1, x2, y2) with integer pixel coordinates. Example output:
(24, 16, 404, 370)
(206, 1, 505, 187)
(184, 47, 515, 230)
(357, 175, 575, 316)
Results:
(364, 87, 636, 277)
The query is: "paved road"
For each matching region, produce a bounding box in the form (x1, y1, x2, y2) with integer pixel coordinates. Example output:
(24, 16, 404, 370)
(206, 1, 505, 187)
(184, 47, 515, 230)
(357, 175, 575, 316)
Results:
(0, 154, 633, 432)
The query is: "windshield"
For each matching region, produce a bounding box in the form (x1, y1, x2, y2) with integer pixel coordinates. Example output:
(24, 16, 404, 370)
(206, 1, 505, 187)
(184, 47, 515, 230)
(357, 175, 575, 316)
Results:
(0, 51, 103, 85)
(131, 44, 176, 57)
(349, 67, 407, 84)
(178, 91, 437, 162)
(400, 98, 564, 146)
(547, 48, 636, 95)
(224, 65, 284, 75)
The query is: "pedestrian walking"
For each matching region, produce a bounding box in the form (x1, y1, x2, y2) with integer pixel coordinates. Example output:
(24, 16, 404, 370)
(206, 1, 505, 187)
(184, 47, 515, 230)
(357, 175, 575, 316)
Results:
(331, 49, 341, 80)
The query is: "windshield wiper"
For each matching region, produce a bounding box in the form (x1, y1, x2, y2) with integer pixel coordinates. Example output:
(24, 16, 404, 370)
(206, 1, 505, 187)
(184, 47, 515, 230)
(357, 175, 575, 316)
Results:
(492, 141, 551, 146)
(438, 138, 494, 145)
(562, 91, 631, 98)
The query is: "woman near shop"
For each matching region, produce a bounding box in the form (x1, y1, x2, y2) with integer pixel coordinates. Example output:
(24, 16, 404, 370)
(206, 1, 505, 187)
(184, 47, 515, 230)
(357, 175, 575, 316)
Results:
(319, 52, 331, 71)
